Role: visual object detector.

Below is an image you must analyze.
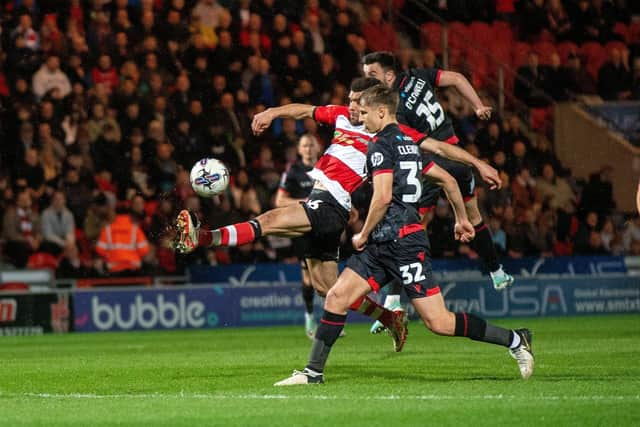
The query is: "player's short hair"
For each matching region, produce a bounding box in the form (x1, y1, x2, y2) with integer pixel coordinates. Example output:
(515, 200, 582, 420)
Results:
(360, 85, 398, 115)
(361, 51, 397, 73)
(349, 77, 381, 92)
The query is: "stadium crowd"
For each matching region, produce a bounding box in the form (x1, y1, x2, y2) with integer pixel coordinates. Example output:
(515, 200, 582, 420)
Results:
(0, 0, 639, 279)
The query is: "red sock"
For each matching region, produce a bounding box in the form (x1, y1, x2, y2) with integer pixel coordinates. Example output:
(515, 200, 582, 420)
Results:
(198, 230, 213, 247)
(219, 222, 256, 247)
(350, 296, 394, 328)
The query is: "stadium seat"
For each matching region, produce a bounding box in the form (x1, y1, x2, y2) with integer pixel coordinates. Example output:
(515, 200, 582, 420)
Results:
(580, 42, 607, 81)
(447, 21, 469, 51)
(613, 22, 630, 43)
(631, 22, 640, 43)
(421, 22, 444, 54)
(605, 40, 626, 53)
(532, 41, 556, 64)
(492, 20, 514, 44)
(556, 41, 578, 63)
(27, 252, 60, 271)
(512, 42, 531, 67)
(469, 21, 492, 47)
(530, 107, 552, 131)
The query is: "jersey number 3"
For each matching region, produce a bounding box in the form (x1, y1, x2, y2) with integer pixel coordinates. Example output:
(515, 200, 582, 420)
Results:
(399, 161, 422, 203)
(416, 90, 445, 130)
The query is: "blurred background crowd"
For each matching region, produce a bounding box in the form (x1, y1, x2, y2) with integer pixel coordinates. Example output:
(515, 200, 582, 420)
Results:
(0, 0, 639, 279)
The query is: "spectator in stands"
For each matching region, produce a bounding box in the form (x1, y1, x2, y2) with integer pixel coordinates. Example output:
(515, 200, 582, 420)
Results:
(566, 53, 597, 96)
(515, 52, 551, 107)
(32, 55, 72, 100)
(2, 190, 41, 268)
(92, 54, 119, 91)
(95, 203, 151, 275)
(547, 0, 572, 41)
(427, 199, 458, 258)
(579, 166, 615, 217)
(597, 48, 632, 100)
(14, 148, 45, 200)
(10, 13, 40, 52)
(545, 53, 570, 101)
(192, 0, 224, 31)
(41, 191, 76, 256)
(520, 0, 548, 41)
(229, 168, 261, 218)
(511, 166, 537, 217)
(536, 163, 576, 244)
(623, 215, 640, 254)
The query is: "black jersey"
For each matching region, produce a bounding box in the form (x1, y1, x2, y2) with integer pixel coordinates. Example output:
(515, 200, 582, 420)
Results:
(394, 68, 452, 136)
(279, 160, 314, 199)
(366, 123, 422, 243)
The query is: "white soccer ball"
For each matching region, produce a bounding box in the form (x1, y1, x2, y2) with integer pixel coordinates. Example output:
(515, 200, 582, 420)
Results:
(190, 158, 230, 197)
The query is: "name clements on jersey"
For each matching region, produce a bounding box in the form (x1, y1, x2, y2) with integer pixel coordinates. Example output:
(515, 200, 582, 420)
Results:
(397, 144, 419, 155)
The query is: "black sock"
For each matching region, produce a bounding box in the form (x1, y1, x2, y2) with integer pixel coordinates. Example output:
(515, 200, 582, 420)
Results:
(470, 222, 500, 273)
(248, 219, 262, 239)
(454, 312, 512, 347)
(306, 310, 346, 373)
(302, 284, 315, 314)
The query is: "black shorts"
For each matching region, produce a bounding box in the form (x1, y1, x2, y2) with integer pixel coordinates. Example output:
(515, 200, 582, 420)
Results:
(301, 189, 350, 262)
(346, 231, 441, 299)
(420, 155, 475, 214)
(430, 123, 459, 145)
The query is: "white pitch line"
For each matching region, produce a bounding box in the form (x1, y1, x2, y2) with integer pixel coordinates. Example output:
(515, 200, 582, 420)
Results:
(1, 392, 638, 402)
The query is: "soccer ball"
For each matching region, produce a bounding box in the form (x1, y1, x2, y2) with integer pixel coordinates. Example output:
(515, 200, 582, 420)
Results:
(190, 158, 230, 197)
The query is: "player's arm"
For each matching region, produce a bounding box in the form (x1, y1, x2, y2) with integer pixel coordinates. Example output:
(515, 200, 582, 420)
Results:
(423, 162, 475, 242)
(420, 137, 501, 190)
(252, 104, 315, 135)
(352, 172, 393, 251)
(437, 70, 492, 120)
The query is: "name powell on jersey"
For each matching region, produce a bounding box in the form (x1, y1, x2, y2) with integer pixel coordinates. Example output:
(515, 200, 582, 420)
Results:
(371, 152, 384, 167)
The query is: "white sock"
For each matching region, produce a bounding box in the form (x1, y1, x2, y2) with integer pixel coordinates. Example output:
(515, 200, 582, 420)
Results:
(509, 331, 521, 349)
(384, 294, 401, 308)
(304, 312, 313, 322)
(490, 265, 503, 276)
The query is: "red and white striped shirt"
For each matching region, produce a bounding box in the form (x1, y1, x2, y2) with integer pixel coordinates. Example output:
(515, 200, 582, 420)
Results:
(310, 105, 427, 211)
(310, 105, 373, 210)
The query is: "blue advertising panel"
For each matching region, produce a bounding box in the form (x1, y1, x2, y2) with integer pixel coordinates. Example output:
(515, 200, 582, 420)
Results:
(189, 256, 629, 285)
(73, 286, 368, 332)
(73, 276, 639, 333)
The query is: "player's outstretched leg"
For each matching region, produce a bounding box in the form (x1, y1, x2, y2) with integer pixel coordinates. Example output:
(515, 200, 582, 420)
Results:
(301, 269, 317, 339)
(174, 204, 312, 254)
(466, 199, 514, 291)
(370, 279, 403, 334)
(413, 292, 534, 379)
(275, 268, 380, 386)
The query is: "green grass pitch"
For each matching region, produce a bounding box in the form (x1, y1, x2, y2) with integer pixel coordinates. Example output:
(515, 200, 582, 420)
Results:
(1, 315, 639, 426)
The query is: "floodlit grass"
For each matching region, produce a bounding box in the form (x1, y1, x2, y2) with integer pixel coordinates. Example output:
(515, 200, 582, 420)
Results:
(1, 315, 639, 426)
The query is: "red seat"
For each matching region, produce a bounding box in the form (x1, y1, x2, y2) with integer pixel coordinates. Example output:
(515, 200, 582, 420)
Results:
(447, 21, 469, 51)
(27, 252, 60, 270)
(631, 22, 640, 43)
(613, 22, 630, 43)
(492, 20, 514, 44)
(580, 42, 607, 80)
(512, 42, 531, 67)
(532, 41, 556, 64)
(421, 22, 444, 54)
(470, 21, 492, 46)
(556, 41, 578, 63)
(605, 40, 626, 53)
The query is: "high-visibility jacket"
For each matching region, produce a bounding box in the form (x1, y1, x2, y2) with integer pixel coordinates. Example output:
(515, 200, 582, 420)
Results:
(96, 215, 150, 272)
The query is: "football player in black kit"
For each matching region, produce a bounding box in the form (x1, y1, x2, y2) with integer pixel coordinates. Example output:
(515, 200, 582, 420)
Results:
(274, 86, 534, 386)
(275, 134, 320, 338)
(362, 52, 514, 333)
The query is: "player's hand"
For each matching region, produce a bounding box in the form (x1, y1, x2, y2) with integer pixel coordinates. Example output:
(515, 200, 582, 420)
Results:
(352, 232, 368, 251)
(454, 220, 475, 242)
(251, 110, 273, 135)
(476, 161, 502, 190)
(475, 106, 492, 120)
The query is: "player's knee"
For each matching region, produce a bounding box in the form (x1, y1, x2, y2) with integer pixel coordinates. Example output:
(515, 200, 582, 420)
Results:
(422, 315, 454, 336)
(325, 287, 349, 311)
